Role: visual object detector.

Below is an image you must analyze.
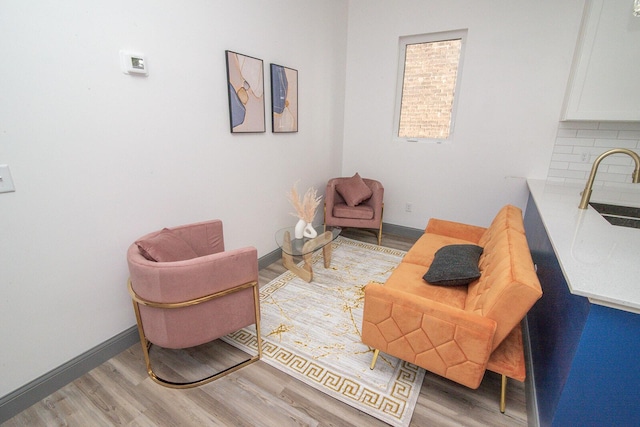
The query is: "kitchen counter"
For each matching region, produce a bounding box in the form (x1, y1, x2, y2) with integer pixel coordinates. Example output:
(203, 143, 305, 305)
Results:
(526, 178, 640, 314)
(525, 179, 640, 426)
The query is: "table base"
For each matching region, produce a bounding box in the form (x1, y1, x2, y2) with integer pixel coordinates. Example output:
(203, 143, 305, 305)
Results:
(281, 230, 333, 282)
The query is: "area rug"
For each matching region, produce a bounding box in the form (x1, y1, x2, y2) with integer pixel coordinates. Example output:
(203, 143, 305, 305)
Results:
(222, 237, 425, 427)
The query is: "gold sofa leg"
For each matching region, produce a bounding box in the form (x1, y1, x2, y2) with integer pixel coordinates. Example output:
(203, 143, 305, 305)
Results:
(370, 349, 380, 370)
(500, 374, 507, 413)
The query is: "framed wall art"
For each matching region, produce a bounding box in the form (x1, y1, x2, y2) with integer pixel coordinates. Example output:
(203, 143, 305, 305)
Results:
(225, 50, 266, 133)
(270, 64, 298, 133)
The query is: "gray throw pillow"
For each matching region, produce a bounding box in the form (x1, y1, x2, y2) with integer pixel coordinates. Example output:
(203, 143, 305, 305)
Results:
(423, 244, 483, 286)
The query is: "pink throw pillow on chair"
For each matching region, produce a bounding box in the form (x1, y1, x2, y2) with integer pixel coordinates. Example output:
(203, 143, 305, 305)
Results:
(136, 228, 199, 262)
(336, 173, 373, 207)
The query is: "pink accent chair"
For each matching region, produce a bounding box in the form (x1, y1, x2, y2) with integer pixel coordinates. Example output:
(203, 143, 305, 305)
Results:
(324, 175, 384, 245)
(126, 219, 262, 388)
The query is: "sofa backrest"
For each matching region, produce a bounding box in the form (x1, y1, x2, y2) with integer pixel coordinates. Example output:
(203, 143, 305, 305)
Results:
(465, 205, 542, 350)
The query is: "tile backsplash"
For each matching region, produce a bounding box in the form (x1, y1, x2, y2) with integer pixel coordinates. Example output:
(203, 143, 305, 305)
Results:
(548, 121, 640, 188)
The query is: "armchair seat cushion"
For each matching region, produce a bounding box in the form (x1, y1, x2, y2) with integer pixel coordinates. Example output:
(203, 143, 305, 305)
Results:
(332, 203, 374, 220)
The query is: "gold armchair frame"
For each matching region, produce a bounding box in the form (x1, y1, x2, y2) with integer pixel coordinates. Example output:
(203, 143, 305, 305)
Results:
(128, 279, 262, 389)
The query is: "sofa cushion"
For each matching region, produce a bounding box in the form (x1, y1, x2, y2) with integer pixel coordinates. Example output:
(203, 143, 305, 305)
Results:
(385, 262, 468, 309)
(335, 173, 373, 207)
(136, 228, 199, 262)
(403, 233, 476, 267)
(487, 324, 526, 381)
(423, 245, 483, 286)
(332, 203, 374, 220)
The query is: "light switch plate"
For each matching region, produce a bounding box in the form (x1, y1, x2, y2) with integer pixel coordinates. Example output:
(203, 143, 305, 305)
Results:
(0, 164, 16, 193)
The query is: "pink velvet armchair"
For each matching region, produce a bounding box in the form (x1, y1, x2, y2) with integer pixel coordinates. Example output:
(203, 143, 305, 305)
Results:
(324, 174, 384, 245)
(126, 219, 262, 388)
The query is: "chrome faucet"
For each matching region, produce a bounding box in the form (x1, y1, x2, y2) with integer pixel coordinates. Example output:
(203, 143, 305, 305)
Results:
(578, 148, 640, 209)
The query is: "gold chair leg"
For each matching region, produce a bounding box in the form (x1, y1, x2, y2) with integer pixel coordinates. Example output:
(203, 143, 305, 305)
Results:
(500, 374, 507, 413)
(142, 340, 260, 389)
(323, 203, 327, 233)
(370, 349, 380, 370)
(377, 203, 384, 245)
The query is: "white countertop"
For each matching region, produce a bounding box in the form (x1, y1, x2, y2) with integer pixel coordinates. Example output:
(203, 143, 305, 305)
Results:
(527, 179, 640, 314)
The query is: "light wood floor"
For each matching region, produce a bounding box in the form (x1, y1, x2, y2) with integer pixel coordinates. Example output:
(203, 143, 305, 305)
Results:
(3, 229, 527, 427)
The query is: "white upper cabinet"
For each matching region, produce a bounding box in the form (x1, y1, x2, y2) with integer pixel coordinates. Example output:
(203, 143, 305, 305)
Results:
(563, 0, 640, 121)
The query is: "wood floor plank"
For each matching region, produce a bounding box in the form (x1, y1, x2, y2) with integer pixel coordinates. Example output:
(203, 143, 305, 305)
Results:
(3, 229, 528, 426)
(277, 372, 388, 427)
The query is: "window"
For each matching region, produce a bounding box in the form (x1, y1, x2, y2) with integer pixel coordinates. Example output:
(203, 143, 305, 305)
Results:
(394, 30, 467, 143)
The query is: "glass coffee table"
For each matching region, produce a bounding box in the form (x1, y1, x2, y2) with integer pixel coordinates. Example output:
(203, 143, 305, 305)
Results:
(275, 225, 341, 282)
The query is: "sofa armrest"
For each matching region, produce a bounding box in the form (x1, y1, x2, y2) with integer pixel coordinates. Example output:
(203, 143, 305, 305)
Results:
(425, 218, 486, 244)
(362, 282, 496, 389)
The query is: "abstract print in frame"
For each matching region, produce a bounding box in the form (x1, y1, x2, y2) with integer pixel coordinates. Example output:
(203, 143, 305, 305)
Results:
(270, 64, 298, 133)
(225, 51, 266, 133)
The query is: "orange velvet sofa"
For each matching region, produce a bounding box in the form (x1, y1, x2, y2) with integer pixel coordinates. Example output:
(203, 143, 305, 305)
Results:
(361, 205, 542, 412)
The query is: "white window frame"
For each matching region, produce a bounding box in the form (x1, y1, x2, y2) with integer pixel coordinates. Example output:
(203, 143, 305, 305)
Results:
(393, 29, 467, 144)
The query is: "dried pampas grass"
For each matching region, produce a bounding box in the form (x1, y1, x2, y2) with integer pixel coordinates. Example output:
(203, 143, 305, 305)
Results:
(287, 183, 322, 223)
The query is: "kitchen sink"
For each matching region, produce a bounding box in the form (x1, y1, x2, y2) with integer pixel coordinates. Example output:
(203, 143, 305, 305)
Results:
(589, 202, 640, 229)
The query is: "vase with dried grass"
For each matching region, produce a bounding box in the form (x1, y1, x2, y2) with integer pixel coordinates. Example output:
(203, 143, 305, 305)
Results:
(287, 183, 322, 239)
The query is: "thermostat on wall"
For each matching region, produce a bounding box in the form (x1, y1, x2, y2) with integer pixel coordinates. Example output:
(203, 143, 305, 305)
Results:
(120, 50, 148, 76)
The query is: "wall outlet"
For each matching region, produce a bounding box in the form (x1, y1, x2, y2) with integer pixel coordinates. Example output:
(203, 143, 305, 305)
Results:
(405, 202, 413, 212)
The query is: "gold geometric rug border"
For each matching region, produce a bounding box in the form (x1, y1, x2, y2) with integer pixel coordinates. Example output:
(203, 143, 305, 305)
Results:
(223, 237, 425, 427)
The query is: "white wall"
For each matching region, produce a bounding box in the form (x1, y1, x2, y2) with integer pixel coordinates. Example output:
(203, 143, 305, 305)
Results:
(342, 0, 586, 228)
(0, 0, 595, 400)
(0, 0, 347, 397)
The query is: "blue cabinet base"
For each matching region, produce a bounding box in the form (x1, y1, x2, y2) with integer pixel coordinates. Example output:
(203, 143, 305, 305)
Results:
(524, 194, 640, 426)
